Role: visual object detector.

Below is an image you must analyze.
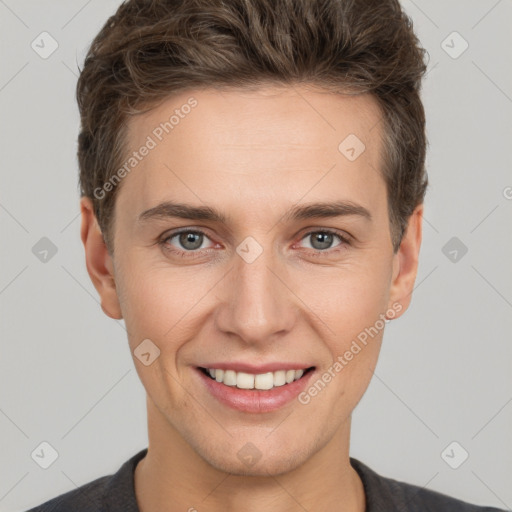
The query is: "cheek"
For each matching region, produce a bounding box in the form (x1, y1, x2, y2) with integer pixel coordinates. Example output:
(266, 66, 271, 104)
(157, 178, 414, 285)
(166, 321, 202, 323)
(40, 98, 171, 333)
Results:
(294, 256, 393, 328)
(116, 256, 215, 348)
(293, 257, 391, 388)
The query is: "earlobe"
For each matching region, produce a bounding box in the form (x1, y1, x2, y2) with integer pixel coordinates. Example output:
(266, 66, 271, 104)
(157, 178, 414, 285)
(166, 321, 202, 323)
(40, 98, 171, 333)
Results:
(387, 204, 424, 318)
(80, 197, 123, 320)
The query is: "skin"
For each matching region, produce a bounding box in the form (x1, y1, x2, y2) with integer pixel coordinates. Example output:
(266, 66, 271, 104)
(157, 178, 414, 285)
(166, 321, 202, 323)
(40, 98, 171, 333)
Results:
(80, 84, 423, 512)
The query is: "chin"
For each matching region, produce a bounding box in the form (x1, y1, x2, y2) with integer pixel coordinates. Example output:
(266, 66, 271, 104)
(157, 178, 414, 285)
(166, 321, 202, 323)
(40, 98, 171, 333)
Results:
(192, 433, 313, 477)
(203, 449, 306, 477)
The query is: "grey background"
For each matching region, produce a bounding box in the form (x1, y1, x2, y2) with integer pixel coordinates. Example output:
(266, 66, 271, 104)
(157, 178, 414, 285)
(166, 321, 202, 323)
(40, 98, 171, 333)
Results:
(0, 1, 511, 511)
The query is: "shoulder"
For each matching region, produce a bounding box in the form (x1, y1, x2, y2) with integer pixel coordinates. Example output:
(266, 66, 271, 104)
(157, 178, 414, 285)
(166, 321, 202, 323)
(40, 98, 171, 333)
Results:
(25, 475, 110, 512)
(25, 448, 148, 512)
(350, 457, 506, 512)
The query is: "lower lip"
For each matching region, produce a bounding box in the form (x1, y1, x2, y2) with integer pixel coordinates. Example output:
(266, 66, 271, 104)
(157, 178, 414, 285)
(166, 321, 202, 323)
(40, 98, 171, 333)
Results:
(196, 367, 315, 413)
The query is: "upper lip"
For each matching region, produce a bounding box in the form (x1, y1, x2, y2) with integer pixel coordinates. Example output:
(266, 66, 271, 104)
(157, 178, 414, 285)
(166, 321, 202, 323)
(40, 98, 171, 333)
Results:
(198, 362, 314, 373)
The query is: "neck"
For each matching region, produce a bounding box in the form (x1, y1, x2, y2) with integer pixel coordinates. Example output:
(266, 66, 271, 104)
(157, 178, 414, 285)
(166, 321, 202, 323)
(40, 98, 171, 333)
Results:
(134, 398, 366, 512)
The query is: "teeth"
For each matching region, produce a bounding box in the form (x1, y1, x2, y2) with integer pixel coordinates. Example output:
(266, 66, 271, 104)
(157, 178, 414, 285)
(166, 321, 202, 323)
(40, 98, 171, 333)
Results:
(223, 370, 237, 386)
(254, 372, 274, 390)
(273, 370, 286, 387)
(205, 367, 308, 390)
(237, 372, 254, 389)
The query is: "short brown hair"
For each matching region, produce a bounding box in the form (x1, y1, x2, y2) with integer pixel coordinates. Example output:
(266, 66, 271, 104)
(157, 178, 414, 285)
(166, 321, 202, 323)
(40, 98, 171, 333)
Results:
(77, 0, 428, 254)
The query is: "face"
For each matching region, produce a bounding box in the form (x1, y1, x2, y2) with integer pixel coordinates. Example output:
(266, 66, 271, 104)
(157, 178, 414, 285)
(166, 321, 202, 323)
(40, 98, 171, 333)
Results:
(81, 84, 422, 477)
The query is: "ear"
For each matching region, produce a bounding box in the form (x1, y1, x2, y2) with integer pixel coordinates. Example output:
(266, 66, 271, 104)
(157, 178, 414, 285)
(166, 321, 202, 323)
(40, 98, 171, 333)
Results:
(80, 196, 123, 320)
(387, 203, 423, 319)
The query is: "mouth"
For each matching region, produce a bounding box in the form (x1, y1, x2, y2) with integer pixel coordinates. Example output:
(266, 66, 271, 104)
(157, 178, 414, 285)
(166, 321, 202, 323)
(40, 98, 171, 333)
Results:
(198, 366, 315, 390)
(196, 365, 316, 413)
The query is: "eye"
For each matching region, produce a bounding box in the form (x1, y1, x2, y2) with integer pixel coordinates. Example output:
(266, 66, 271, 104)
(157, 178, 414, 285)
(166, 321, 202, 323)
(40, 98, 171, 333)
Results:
(160, 229, 215, 256)
(299, 229, 350, 253)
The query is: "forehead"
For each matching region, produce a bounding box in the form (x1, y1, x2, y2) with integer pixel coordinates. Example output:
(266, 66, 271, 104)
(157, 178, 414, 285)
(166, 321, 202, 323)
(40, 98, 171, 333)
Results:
(117, 85, 385, 225)
(128, 84, 382, 156)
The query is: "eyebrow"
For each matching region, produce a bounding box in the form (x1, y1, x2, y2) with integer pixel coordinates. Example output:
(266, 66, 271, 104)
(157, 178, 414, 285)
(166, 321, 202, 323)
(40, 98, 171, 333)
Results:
(137, 200, 372, 224)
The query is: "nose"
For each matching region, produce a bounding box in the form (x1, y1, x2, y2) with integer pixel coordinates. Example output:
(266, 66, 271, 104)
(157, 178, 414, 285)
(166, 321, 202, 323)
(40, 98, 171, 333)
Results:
(214, 240, 297, 346)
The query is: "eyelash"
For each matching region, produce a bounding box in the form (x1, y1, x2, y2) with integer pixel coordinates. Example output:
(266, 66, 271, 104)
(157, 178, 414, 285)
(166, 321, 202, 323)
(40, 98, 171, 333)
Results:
(158, 227, 351, 259)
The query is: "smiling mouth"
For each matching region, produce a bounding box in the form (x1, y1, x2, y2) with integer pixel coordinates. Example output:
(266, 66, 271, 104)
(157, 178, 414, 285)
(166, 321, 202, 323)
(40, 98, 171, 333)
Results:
(198, 366, 315, 390)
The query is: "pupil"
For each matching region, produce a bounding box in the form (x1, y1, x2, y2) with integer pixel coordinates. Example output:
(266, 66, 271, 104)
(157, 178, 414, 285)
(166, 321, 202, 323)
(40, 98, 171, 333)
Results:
(180, 232, 202, 250)
(313, 232, 332, 250)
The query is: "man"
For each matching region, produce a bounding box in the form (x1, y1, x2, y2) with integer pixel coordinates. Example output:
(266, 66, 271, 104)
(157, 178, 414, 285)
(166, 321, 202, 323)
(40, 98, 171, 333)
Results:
(27, 0, 505, 510)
